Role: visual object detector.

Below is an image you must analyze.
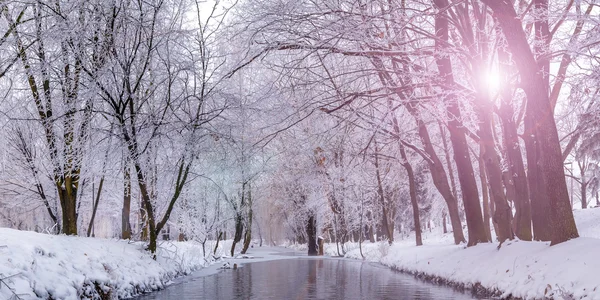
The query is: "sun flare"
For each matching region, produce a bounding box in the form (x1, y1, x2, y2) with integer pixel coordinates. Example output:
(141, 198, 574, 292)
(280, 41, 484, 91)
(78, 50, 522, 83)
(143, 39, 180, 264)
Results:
(484, 71, 501, 94)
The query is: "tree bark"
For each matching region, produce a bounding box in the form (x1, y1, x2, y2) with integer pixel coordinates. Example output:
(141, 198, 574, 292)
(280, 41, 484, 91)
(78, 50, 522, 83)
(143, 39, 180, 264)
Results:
(478, 112, 514, 243)
(231, 212, 244, 257)
(374, 140, 394, 245)
(241, 185, 253, 254)
(442, 211, 448, 234)
(482, 0, 579, 245)
(87, 177, 105, 237)
(433, 0, 488, 246)
(411, 108, 465, 244)
(579, 161, 588, 209)
(386, 96, 422, 246)
(497, 46, 533, 241)
(307, 213, 318, 256)
(478, 154, 492, 241)
(122, 161, 132, 239)
(213, 231, 223, 255)
(370, 56, 465, 244)
(399, 144, 422, 246)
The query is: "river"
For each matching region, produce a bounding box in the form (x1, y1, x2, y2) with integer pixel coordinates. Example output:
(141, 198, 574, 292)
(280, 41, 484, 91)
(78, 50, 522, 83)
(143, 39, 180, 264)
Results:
(137, 250, 483, 300)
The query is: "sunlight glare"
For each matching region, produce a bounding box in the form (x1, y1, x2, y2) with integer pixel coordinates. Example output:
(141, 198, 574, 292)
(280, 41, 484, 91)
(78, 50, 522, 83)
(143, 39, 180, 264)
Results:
(484, 71, 501, 94)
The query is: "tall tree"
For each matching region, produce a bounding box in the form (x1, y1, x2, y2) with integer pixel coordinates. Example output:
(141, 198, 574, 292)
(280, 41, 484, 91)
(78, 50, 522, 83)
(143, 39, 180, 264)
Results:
(482, 0, 578, 245)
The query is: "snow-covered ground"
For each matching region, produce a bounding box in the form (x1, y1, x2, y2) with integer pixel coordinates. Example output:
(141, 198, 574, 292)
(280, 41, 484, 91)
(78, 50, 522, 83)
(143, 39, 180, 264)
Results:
(0, 230, 238, 300)
(287, 208, 600, 299)
(3, 209, 599, 299)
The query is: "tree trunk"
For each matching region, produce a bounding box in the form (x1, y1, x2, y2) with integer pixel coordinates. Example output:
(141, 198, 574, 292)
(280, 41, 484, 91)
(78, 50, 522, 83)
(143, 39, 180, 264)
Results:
(405, 105, 465, 244)
(439, 123, 459, 200)
(87, 177, 105, 237)
(213, 231, 222, 255)
(59, 186, 78, 235)
(399, 144, 422, 246)
(140, 198, 149, 241)
(579, 161, 588, 209)
(374, 141, 394, 245)
(442, 211, 448, 234)
(476, 99, 514, 243)
(387, 91, 421, 246)
(498, 47, 532, 241)
(307, 214, 318, 256)
(122, 161, 132, 239)
(368, 225, 375, 243)
(483, 0, 578, 245)
(479, 122, 514, 243)
(434, 0, 487, 246)
(371, 55, 465, 244)
(241, 185, 253, 254)
(478, 154, 492, 241)
(230, 212, 244, 257)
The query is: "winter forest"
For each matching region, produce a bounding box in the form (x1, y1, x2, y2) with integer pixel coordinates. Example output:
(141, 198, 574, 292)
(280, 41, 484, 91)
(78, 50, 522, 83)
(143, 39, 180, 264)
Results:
(1, 0, 600, 290)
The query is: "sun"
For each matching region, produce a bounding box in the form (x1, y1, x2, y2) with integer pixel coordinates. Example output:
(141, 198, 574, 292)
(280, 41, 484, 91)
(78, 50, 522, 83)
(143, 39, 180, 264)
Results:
(484, 71, 501, 94)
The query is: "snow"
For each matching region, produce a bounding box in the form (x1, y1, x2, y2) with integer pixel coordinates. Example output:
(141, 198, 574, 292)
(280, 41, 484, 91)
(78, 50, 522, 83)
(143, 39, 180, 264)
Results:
(3, 208, 600, 299)
(0, 228, 301, 300)
(298, 207, 600, 299)
(0, 230, 211, 300)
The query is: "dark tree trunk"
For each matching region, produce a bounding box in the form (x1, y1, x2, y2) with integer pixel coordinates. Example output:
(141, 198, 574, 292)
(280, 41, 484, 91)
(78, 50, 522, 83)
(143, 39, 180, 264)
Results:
(480, 125, 514, 243)
(231, 212, 244, 257)
(483, 0, 578, 245)
(371, 55, 465, 244)
(442, 211, 448, 234)
(307, 214, 318, 256)
(498, 46, 532, 241)
(434, 0, 487, 246)
(526, 140, 553, 241)
(213, 231, 222, 255)
(387, 91, 422, 246)
(399, 144, 422, 246)
(122, 162, 132, 239)
(87, 177, 105, 237)
(439, 123, 459, 201)
(405, 104, 465, 244)
(374, 141, 394, 245)
(352, 230, 360, 243)
(241, 185, 253, 254)
(476, 100, 514, 243)
(478, 154, 492, 241)
(579, 161, 588, 209)
(59, 186, 78, 235)
(140, 199, 149, 241)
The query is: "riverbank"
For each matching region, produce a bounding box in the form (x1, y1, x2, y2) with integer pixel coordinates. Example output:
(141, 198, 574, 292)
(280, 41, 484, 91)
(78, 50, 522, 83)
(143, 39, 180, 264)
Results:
(289, 208, 600, 300)
(0, 229, 219, 299)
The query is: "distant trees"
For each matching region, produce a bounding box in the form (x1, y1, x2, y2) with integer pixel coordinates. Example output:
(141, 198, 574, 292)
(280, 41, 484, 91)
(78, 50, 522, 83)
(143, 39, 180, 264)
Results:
(3, 1, 100, 235)
(0, 0, 246, 256)
(1, 0, 599, 256)
(226, 0, 595, 248)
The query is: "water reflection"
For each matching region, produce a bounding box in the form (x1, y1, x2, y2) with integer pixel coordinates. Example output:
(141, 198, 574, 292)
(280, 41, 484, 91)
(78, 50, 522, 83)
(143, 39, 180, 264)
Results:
(138, 258, 482, 300)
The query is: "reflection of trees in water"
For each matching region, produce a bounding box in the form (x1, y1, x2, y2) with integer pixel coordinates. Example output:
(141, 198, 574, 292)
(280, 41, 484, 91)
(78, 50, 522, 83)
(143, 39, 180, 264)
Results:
(137, 259, 476, 299)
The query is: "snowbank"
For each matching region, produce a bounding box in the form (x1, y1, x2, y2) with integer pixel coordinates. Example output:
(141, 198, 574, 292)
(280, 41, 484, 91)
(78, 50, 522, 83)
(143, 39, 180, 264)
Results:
(313, 208, 600, 299)
(0, 229, 212, 299)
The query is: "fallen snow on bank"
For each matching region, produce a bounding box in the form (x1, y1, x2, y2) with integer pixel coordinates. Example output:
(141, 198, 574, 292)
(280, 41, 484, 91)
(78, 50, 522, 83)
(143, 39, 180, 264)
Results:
(0, 229, 209, 300)
(302, 208, 600, 299)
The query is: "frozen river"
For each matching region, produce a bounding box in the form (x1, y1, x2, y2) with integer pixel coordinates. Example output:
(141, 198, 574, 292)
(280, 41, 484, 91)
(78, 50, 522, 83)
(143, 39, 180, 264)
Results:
(137, 250, 483, 300)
